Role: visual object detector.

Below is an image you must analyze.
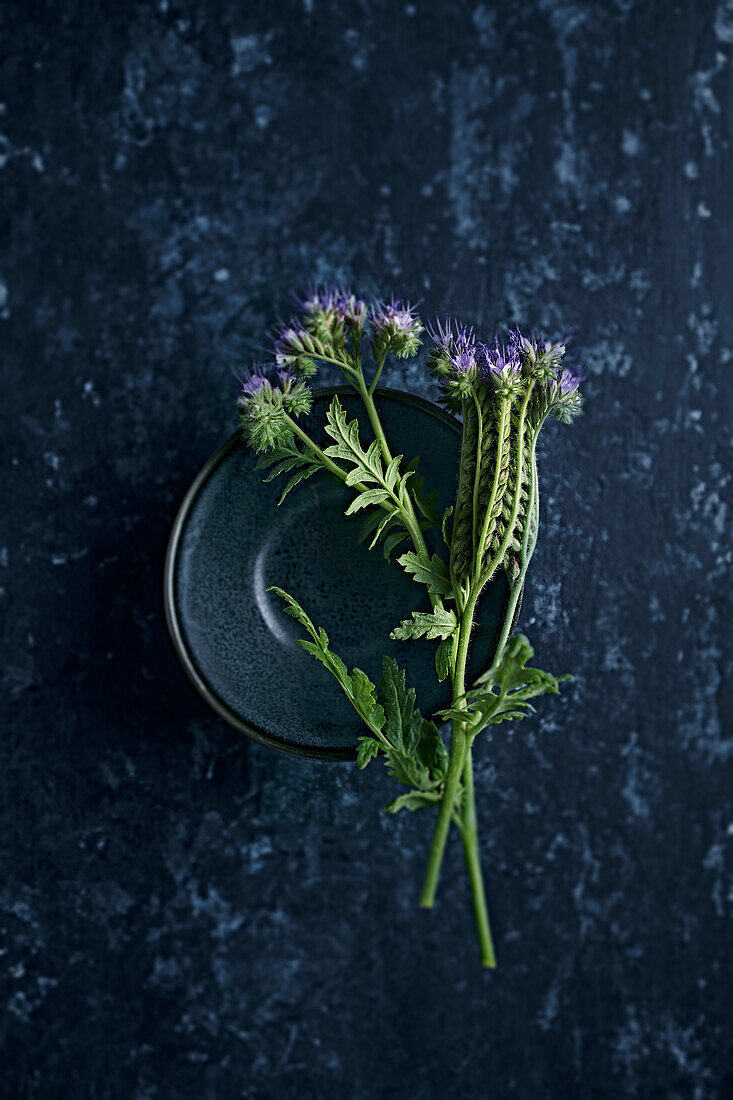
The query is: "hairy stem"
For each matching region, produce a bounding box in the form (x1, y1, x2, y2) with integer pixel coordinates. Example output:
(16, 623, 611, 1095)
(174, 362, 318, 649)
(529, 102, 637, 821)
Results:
(419, 584, 479, 908)
(284, 413, 350, 482)
(368, 351, 387, 396)
(355, 372, 446, 613)
(460, 745, 496, 968)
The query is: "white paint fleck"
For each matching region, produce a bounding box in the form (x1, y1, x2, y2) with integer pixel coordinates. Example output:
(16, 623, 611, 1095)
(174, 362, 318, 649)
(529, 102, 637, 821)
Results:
(213, 268, 230, 283)
(714, 0, 733, 43)
(697, 202, 712, 218)
(253, 104, 273, 130)
(230, 35, 270, 76)
(621, 129, 641, 156)
(684, 161, 699, 178)
(615, 195, 631, 213)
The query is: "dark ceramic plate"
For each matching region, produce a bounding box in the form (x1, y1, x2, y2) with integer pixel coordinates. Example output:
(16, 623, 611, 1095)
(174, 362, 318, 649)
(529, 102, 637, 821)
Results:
(164, 387, 511, 760)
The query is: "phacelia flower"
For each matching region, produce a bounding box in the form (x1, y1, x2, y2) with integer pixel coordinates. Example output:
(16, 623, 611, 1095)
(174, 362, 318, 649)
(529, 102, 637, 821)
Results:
(482, 342, 524, 399)
(509, 328, 567, 382)
(238, 368, 271, 398)
(371, 297, 424, 359)
(549, 366, 583, 422)
(274, 323, 319, 377)
(337, 289, 368, 330)
(427, 319, 484, 410)
(237, 363, 313, 452)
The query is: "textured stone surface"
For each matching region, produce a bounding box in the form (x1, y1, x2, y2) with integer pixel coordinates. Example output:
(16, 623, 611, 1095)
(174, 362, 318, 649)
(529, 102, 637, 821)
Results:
(1, 1, 731, 1096)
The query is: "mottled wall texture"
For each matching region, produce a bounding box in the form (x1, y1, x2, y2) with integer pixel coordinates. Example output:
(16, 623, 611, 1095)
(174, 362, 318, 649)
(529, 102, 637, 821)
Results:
(2, 0, 732, 1097)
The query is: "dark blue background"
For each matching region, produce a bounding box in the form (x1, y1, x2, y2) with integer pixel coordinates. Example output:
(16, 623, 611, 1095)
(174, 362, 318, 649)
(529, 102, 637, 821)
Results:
(2, 1, 732, 1097)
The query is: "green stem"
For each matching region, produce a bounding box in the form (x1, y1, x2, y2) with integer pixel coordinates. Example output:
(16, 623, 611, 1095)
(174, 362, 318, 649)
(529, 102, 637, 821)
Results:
(355, 373, 445, 612)
(368, 351, 387, 396)
(460, 744, 496, 967)
(419, 584, 479, 908)
(284, 414, 350, 482)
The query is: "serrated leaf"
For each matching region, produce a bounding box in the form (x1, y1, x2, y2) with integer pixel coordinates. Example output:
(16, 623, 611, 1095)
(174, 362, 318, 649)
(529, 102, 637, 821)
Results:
(261, 455, 304, 483)
(390, 607, 457, 642)
(278, 464, 320, 503)
(384, 454, 403, 492)
(396, 550, 453, 596)
(378, 656, 424, 757)
(268, 587, 385, 736)
(438, 633, 571, 737)
(357, 737, 381, 769)
(344, 488, 391, 514)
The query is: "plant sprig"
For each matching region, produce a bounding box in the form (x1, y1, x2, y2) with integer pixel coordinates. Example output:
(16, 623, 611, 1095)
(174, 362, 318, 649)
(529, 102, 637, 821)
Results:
(236, 286, 582, 967)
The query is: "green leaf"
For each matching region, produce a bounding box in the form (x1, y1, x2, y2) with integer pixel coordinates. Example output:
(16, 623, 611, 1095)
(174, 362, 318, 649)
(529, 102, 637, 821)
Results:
(382, 530, 409, 561)
(278, 463, 321, 503)
(390, 607, 457, 642)
(323, 396, 385, 484)
(396, 550, 453, 597)
(405, 456, 441, 527)
(438, 633, 571, 737)
(414, 718, 449, 777)
(267, 587, 386, 736)
(378, 656, 424, 757)
(368, 511, 397, 550)
(260, 455, 304, 483)
(357, 737, 381, 769)
(384, 455, 403, 492)
(344, 488, 391, 514)
(435, 636, 453, 681)
(384, 789, 442, 814)
(358, 509, 386, 543)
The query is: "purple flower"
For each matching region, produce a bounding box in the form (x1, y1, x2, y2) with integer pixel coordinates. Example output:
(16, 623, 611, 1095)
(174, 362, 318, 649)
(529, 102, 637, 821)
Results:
(482, 343, 522, 380)
(480, 342, 524, 398)
(276, 367, 296, 389)
(372, 297, 421, 335)
(239, 368, 270, 397)
(428, 318, 477, 369)
(298, 285, 367, 329)
(338, 289, 368, 328)
(274, 323, 310, 365)
(371, 297, 423, 358)
(509, 328, 567, 377)
(299, 286, 343, 317)
(558, 367, 581, 395)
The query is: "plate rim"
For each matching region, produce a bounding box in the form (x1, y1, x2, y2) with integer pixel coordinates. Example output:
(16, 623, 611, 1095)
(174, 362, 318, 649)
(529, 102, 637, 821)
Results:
(163, 385, 464, 762)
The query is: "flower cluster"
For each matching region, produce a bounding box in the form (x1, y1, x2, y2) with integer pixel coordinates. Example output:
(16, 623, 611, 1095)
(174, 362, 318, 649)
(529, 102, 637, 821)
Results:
(237, 365, 312, 453)
(426, 319, 483, 411)
(371, 297, 424, 361)
(428, 321, 583, 423)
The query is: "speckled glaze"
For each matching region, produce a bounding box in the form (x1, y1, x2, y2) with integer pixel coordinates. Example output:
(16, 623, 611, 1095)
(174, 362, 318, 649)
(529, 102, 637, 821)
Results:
(165, 387, 510, 758)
